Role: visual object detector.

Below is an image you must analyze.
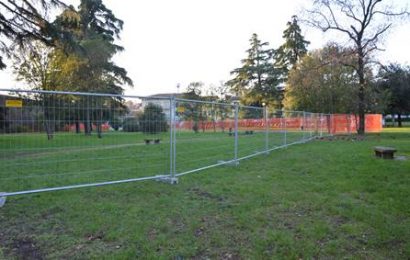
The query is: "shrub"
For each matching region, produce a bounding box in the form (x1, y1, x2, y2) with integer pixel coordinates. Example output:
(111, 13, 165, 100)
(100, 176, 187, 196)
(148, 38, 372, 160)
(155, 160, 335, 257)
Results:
(110, 117, 122, 131)
(122, 117, 139, 132)
(192, 122, 199, 133)
(139, 103, 169, 134)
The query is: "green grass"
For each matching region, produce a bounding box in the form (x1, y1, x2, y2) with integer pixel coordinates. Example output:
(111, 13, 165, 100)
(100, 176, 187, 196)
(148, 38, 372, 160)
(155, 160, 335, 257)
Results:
(0, 128, 409, 258)
(0, 129, 304, 192)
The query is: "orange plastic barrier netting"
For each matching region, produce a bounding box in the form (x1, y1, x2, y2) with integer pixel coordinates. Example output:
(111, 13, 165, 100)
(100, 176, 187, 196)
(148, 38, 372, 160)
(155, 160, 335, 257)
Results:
(175, 114, 383, 134)
(330, 114, 382, 134)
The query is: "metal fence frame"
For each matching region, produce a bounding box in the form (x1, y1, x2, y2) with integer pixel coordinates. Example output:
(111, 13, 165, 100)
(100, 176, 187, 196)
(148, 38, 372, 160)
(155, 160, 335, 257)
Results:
(0, 89, 333, 206)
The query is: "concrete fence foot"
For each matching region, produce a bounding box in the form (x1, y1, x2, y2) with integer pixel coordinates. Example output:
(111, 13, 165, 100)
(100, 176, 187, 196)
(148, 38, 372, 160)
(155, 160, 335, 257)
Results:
(156, 175, 179, 184)
(0, 193, 6, 207)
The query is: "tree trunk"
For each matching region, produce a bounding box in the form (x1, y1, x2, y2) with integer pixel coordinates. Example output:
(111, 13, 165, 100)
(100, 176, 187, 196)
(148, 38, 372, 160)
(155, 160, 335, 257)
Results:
(75, 120, 81, 133)
(397, 113, 402, 127)
(97, 108, 103, 138)
(0, 107, 9, 132)
(326, 115, 331, 134)
(84, 110, 91, 136)
(392, 114, 395, 127)
(357, 48, 366, 135)
(97, 123, 102, 138)
(43, 98, 54, 140)
(44, 115, 54, 140)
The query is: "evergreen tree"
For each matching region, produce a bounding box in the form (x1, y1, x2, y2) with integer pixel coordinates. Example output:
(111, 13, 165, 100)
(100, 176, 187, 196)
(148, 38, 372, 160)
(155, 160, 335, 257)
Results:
(11, 1, 132, 139)
(181, 82, 203, 133)
(55, 1, 132, 136)
(226, 33, 280, 108)
(139, 103, 168, 134)
(0, 0, 73, 69)
(275, 15, 310, 77)
(377, 64, 410, 127)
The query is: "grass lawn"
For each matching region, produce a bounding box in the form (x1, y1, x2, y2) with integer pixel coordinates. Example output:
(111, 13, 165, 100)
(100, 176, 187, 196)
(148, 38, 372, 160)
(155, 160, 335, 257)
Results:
(0, 129, 305, 193)
(0, 128, 409, 258)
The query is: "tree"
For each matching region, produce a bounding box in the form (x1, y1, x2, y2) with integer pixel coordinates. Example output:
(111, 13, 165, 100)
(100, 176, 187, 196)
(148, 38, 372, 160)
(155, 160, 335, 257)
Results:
(12, 42, 55, 90)
(207, 81, 231, 102)
(181, 82, 203, 133)
(227, 33, 280, 108)
(305, 0, 409, 134)
(0, 0, 69, 69)
(275, 15, 310, 76)
(11, 1, 133, 139)
(122, 117, 140, 132)
(377, 64, 410, 127)
(139, 103, 168, 134)
(285, 44, 358, 113)
(12, 41, 63, 139)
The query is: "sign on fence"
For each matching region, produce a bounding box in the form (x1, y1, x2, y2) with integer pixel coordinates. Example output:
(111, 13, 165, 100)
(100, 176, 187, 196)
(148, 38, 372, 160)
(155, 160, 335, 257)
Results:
(5, 99, 23, 108)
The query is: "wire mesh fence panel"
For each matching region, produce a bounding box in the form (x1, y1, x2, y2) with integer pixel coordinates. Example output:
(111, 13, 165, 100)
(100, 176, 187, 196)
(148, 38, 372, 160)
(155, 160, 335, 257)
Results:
(318, 113, 330, 137)
(282, 111, 305, 144)
(174, 100, 236, 174)
(1, 89, 377, 199)
(306, 112, 318, 139)
(236, 105, 266, 159)
(268, 109, 286, 148)
(0, 90, 171, 194)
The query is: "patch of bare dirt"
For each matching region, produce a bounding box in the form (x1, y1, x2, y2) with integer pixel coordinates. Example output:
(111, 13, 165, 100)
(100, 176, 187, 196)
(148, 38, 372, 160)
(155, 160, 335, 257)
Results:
(147, 229, 157, 241)
(318, 135, 366, 142)
(187, 187, 225, 202)
(9, 237, 44, 260)
(85, 231, 105, 241)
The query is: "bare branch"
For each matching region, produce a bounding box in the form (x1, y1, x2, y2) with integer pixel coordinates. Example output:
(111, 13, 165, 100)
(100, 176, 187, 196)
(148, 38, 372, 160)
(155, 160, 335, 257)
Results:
(373, 10, 410, 17)
(362, 23, 391, 50)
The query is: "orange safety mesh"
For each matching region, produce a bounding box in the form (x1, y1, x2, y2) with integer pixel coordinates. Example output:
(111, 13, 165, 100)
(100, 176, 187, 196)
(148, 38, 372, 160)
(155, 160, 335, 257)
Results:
(175, 114, 383, 133)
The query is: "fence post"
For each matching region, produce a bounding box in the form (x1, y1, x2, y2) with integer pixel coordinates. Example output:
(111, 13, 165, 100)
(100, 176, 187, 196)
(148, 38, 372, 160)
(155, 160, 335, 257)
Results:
(167, 97, 178, 184)
(320, 113, 323, 137)
(330, 114, 334, 136)
(303, 111, 306, 142)
(169, 98, 173, 178)
(173, 98, 177, 180)
(264, 105, 269, 153)
(234, 101, 239, 165)
(283, 111, 287, 146)
(0, 193, 6, 207)
(310, 113, 314, 139)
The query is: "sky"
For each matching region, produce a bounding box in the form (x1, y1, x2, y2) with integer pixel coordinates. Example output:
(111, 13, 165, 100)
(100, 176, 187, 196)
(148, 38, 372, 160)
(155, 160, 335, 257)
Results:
(1, 0, 409, 96)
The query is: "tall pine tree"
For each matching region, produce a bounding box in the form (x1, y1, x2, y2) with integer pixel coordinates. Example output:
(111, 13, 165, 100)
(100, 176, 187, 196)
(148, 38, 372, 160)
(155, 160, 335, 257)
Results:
(227, 33, 280, 107)
(275, 15, 310, 77)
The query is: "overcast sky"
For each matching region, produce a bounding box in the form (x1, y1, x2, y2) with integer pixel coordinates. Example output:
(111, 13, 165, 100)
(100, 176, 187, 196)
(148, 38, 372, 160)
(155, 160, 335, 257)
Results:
(1, 0, 409, 96)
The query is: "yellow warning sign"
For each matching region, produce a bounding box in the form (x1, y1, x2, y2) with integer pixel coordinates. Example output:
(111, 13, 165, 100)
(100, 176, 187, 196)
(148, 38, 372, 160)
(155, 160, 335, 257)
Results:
(5, 100, 23, 108)
(177, 106, 185, 113)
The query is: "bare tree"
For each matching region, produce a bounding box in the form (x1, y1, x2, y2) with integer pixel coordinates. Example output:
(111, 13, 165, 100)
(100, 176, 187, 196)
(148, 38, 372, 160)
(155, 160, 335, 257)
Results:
(305, 0, 409, 134)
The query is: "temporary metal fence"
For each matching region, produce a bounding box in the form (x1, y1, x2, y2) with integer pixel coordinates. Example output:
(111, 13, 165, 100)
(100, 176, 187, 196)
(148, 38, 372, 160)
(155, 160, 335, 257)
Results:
(0, 89, 333, 206)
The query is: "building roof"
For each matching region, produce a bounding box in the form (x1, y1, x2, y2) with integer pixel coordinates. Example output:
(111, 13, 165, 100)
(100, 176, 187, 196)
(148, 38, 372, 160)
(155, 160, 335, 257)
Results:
(147, 93, 184, 98)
